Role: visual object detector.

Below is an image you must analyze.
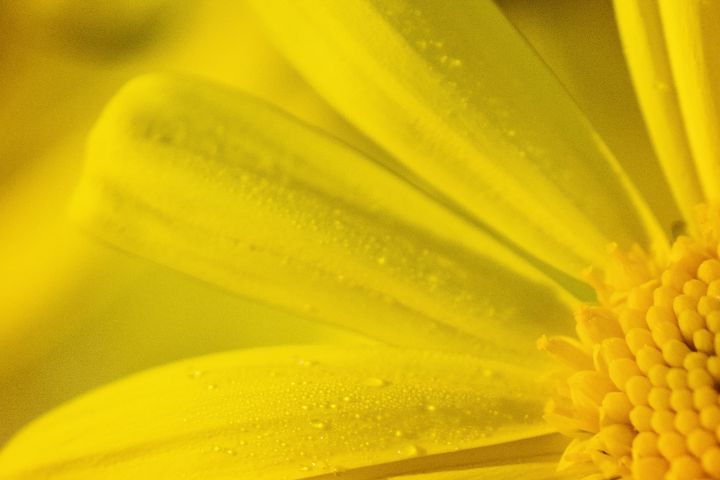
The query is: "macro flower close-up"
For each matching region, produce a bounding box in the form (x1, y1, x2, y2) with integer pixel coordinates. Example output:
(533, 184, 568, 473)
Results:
(3, 0, 720, 479)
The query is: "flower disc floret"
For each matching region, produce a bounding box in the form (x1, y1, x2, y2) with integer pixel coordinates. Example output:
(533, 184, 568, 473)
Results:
(544, 207, 720, 480)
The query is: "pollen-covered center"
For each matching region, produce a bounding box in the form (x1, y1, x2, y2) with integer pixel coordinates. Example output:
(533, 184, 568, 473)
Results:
(544, 216, 720, 480)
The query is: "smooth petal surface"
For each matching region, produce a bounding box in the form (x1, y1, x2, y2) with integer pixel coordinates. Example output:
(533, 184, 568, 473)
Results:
(251, 0, 666, 277)
(0, 346, 561, 479)
(614, 0, 703, 231)
(498, 0, 681, 239)
(659, 0, 720, 202)
(72, 74, 575, 364)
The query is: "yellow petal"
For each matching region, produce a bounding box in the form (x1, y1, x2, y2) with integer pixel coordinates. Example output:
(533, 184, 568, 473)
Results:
(659, 0, 720, 202)
(73, 74, 575, 365)
(143, 0, 386, 161)
(498, 0, 681, 239)
(250, 0, 667, 276)
(0, 136, 364, 444)
(0, 232, 365, 443)
(389, 461, 585, 479)
(0, 346, 559, 479)
(614, 0, 703, 232)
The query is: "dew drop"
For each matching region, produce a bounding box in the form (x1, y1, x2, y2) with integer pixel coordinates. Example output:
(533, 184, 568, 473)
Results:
(310, 419, 329, 430)
(364, 377, 389, 387)
(296, 358, 317, 367)
(654, 80, 671, 92)
(397, 444, 424, 457)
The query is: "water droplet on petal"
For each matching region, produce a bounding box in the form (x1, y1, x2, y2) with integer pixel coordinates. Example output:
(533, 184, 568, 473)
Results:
(296, 358, 317, 367)
(364, 377, 389, 387)
(398, 444, 424, 457)
(310, 419, 328, 430)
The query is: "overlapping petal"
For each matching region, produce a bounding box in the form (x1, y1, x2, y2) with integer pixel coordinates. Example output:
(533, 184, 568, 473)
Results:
(498, 0, 681, 238)
(0, 346, 562, 479)
(0, 136, 362, 444)
(72, 74, 576, 365)
(614, 0, 703, 232)
(250, 0, 667, 277)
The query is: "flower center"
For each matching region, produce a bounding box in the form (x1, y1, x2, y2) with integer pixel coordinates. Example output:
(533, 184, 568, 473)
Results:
(543, 207, 720, 480)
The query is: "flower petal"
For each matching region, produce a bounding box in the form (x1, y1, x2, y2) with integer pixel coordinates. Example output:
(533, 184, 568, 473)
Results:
(72, 74, 575, 364)
(614, 0, 703, 231)
(250, 0, 667, 276)
(498, 0, 681, 239)
(0, 136, 363, 443)
(388, 462, 584, 479)
(659, 0, 720, 203)
(0, 346, 560, 479)
(0, 235, 364, 444)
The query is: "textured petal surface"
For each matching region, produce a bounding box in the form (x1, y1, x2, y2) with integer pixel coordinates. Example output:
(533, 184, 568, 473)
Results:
(72, 74, 575, 364)
(614, 0, 703, 231)
(251, 0, 666, 277)
(0, 346, 559, 479)
(498, 0, 680, 239)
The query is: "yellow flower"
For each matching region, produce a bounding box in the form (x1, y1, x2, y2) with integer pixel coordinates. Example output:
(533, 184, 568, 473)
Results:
(2, 1, 720, 479)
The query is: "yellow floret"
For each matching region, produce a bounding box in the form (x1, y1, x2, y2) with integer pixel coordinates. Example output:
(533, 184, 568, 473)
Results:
(544, 206, 720, 479)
